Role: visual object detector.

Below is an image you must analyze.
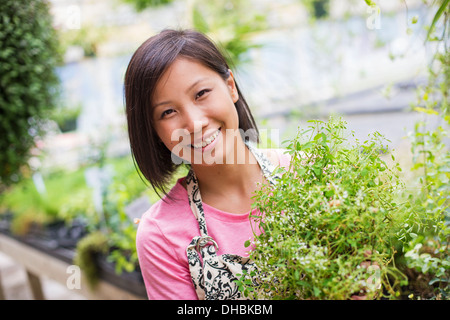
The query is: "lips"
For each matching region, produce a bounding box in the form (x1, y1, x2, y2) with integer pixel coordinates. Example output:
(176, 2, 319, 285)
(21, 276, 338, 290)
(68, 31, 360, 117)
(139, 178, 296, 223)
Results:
(191, 127, 221, 149)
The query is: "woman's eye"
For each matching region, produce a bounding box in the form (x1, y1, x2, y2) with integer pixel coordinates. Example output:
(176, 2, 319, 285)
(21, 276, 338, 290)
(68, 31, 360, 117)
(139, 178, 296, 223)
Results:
(195, 89, 210, 100)
(161, 109, 175, 118)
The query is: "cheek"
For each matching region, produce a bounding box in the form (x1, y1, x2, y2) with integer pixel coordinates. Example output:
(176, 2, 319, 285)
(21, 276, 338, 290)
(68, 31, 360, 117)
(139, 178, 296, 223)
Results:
(155, 123, 191, 153)
(155, 123, 177, 150)
(223, 103, 240, 129)
(212, 96, 239, 128)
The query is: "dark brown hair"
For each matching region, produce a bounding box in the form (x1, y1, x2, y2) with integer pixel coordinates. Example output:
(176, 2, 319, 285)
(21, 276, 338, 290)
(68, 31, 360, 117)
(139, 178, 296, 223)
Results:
(124, 29, 259, 197)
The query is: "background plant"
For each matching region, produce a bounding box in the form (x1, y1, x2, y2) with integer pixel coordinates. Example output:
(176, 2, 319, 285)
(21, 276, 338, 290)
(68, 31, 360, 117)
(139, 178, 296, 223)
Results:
(0, 0, 61, 190)
(396, 0, 449, 300)
(73, 230, 109, 288)
(242, 117, 417, 299)
(121, 0, 268, 68)
(0, 167, 95, 235)
(190, 0, 268, 68)
(121, 0, 174, 12)
(59, 24, 106, 58)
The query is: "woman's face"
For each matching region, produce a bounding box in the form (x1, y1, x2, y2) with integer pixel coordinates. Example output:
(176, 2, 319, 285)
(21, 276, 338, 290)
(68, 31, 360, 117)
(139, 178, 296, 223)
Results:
(152, 57, 241, 165)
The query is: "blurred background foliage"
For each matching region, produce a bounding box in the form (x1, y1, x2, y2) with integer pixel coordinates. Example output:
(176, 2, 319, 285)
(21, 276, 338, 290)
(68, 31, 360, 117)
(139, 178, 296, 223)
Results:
(0, 0, 448, 298)
(0, 0, 61, 190)
(401, 0, 449, 299)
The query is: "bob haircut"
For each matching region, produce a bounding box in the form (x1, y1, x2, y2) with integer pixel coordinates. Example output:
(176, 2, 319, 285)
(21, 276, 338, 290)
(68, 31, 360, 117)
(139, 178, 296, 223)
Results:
(124, 29, 259, 197)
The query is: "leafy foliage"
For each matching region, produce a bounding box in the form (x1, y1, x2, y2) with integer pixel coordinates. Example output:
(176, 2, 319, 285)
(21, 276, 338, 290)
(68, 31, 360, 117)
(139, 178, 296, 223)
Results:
(121, 0, 174, 12)
(244, 117, 416, 299)
(74, 231, 109, 288)
(299, 0, 331, 20)
(190, 0, 268, 67)
(0, 0, 61, 188)
(399, 0, 450, 299)
(0, 154, 152, 276)
(426, 0, 450, 42)
(0, 168, 94, 235)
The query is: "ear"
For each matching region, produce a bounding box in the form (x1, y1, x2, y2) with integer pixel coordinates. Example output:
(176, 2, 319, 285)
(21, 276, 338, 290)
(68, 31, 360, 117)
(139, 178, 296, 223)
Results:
(226, 69, 239, 103)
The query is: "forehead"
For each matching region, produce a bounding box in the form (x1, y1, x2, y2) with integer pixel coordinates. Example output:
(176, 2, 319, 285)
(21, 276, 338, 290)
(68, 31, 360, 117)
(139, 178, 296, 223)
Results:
(154, 58, 218, 95)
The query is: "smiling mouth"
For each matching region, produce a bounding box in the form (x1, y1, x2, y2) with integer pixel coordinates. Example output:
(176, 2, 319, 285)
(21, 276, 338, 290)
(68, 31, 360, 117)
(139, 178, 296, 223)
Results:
(191, 128, 221, 149)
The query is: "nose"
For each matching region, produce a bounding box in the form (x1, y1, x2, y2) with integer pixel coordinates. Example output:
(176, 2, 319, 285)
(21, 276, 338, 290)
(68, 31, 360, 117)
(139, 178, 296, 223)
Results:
(183, 105, 209, 136)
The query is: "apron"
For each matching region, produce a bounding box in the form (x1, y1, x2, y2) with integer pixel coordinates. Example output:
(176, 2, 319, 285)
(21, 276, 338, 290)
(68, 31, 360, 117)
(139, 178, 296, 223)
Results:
(185, 142, 280, 300)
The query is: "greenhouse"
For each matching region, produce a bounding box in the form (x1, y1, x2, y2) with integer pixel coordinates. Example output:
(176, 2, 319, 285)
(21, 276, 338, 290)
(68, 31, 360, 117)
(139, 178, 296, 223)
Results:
(0, 0, 448, 304)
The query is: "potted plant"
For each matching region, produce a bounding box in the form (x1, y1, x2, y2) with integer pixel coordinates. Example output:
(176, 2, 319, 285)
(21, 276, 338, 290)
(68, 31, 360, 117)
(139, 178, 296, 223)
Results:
(238, 117, 417, 299)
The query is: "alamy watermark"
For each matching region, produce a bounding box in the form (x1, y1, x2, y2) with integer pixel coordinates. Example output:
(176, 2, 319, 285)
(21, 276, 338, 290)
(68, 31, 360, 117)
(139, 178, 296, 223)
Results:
(366, 4, 381, 30)
(363, 264, 382, 292)
(66, 265, 81, 290)
(53, 5, 81, 30)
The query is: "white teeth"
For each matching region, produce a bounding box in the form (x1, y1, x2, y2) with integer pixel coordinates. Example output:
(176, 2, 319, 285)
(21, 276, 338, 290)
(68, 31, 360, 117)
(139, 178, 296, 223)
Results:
(192, 129, 220, 149)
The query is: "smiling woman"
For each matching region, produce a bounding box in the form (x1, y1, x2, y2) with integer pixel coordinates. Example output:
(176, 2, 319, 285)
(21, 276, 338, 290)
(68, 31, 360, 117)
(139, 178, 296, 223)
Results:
(124, 29, 259, 197)
(124, 29, 291, 300)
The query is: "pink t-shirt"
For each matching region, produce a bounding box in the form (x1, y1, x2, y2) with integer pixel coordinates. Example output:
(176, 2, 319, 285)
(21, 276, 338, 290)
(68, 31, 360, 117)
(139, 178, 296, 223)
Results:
(136, 148, 291, 300)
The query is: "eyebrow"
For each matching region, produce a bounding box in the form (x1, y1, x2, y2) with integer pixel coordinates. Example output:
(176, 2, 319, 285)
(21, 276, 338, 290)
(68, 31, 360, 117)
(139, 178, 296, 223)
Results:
(152, 77, 210, 109)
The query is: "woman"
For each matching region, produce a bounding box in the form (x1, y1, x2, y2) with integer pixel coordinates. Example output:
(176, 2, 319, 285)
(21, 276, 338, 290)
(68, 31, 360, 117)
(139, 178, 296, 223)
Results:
(124, 29, 290, 300)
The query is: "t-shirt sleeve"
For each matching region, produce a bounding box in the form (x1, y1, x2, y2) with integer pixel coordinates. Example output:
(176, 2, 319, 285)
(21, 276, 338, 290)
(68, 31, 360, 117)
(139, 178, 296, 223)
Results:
(136, 211, 198, 300)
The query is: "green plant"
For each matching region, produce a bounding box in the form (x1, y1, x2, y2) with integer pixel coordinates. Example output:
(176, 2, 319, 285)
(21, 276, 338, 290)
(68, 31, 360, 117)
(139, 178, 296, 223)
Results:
(0, 166, 97, 234)
(58, 24, 106, 58)
(100, 158, 147, 275)
(299, 0, 331, 20)
(74, 231, 109, 288)
(0, 0, 61, 188)
(121, 0, 174, 11)
(394, 0, 449, 300)
(191, 0, 268, 67)
(50, 104, 82, 132)
(242, 117, 416, 299)
(402, 106, 450, 300)
(101, 157, 188, 275)
(9, 209, 51, 236)
(108, 225, 139, 274)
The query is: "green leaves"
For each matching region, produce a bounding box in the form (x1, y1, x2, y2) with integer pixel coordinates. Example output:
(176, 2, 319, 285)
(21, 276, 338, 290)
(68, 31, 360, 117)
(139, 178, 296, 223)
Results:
(426, 0, 450, 42)
(0, 0, 61, 187)
(244, 116, 416, 299)
(121, 0, 174, 12)
(190, 0, 268, 67)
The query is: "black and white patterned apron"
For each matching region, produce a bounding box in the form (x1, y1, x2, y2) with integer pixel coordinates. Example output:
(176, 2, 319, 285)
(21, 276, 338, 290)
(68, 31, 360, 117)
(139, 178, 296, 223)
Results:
(185, 142, 280, 300)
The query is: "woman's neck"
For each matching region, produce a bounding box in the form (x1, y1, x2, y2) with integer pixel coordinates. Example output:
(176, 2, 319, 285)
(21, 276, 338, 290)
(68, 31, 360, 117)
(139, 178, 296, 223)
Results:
(189, 140, 265, 211)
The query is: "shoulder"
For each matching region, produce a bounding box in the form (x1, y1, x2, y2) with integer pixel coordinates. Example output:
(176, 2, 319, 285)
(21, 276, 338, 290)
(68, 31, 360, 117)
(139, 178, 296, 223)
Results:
(260, 148, 291, 169)
(136, 180, 194, 247)
(139, 183, 186, 224)
(135, 181, 199, 299)
(136, 179, 198, 247)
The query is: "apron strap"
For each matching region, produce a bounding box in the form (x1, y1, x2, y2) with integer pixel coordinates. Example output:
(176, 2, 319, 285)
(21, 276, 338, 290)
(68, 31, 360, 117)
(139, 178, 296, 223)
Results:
(185, 143, 281, 299)
(185, 168, 209, 237)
